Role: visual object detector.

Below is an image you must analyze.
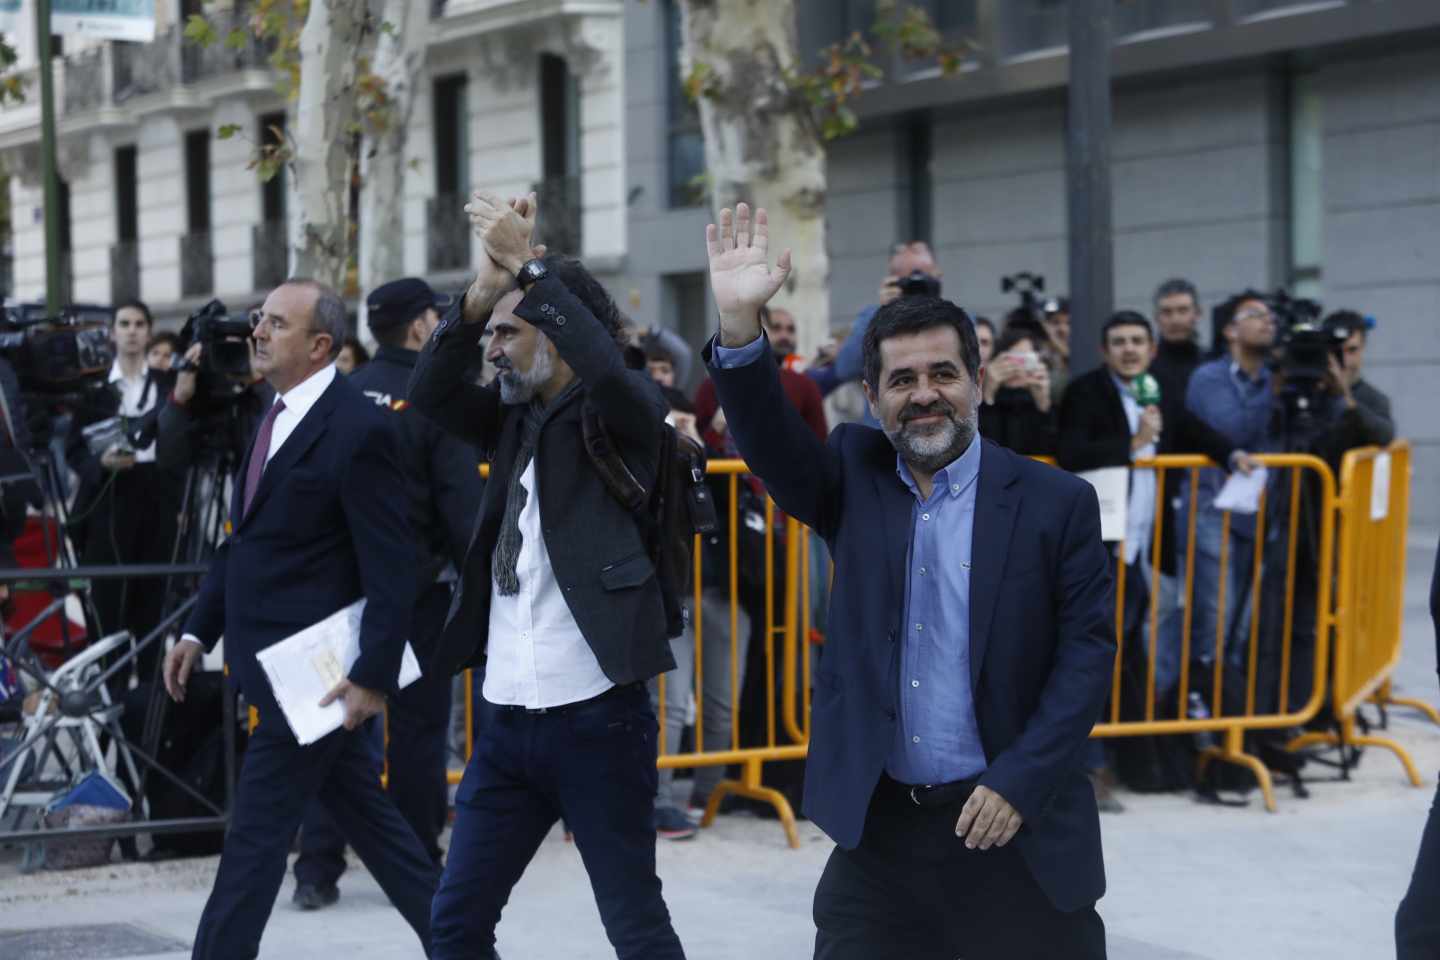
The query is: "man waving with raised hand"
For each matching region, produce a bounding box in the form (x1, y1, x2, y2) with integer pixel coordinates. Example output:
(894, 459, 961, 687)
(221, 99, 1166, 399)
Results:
(702, 203, 1116, 959)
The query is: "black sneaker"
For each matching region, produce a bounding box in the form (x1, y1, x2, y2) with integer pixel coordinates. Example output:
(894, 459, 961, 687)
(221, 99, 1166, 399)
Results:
(292, 883, 340, 910)
(655, 806, 698, 841)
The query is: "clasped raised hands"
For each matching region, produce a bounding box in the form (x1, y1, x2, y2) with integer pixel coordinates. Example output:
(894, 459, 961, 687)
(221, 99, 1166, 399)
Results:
(705, 203, 792, 347)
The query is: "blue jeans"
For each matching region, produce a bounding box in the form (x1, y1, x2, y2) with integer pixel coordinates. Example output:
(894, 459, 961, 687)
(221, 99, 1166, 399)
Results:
(649, 589, 751, 807)
(430, 684, 685, 959)
(1173, 501, 1255, 677)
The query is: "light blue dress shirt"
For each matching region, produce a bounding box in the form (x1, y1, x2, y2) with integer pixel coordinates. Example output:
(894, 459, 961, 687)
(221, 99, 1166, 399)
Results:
(886, 435, 987, 786)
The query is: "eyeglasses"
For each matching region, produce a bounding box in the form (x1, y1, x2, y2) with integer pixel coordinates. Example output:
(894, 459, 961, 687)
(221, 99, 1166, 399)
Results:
(1234, 309, 1274, 324)
(249, 309, 298, 333)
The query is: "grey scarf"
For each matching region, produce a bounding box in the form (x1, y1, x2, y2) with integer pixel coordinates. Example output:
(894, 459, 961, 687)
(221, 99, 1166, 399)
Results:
(492, 383, 580, 596)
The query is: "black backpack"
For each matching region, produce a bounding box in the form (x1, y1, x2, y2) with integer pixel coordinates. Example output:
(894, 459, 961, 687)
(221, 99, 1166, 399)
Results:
(581, 403, 718, 638)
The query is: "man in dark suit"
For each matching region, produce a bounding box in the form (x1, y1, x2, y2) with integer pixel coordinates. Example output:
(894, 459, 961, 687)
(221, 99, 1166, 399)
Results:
(1396, 535, 1440, 957)
(162, 280, 439, 960)
(702, 203, 1115, 959)
(288, 278, 484, 909)
(409, 192, 685, 959)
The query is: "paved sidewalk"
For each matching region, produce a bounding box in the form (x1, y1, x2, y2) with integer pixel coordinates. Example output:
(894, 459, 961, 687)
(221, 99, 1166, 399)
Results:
(3, 536, 1437, 959)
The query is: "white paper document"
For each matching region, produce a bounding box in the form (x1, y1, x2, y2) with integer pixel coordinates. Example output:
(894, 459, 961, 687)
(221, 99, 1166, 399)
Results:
(255, 599, 422, 745)
(1370, 452, 1391, 521)
(1077, 467, 1129, 543)
(1213, 466, 1269, 515)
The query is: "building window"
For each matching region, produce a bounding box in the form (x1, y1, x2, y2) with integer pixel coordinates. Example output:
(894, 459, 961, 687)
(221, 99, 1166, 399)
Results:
(664, 0, 705, 208)
(997, 0, 1068, 58)
(900, 115, 932, 247)
(1288, 68, 1324, 300)
(796, 0, 878, 65)
(537, 54, 582, 253)
(254, 113, 288, 292)
(115, 146, 138, 243)
(182, 129, 212, 296)
(1113, 0, 1211, 37)
(429, 73, 470, 271)
(112, 146, 140, 304)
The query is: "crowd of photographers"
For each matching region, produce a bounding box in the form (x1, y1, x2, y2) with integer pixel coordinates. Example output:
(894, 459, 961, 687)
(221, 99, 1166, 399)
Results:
(0, 237, 1400, 871)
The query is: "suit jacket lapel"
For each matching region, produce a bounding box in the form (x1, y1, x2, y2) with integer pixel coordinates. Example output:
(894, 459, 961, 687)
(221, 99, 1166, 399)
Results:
(1103, 375, 1129, 437)
(969, 441, 1020, 691)
(871, 452, 914, 642)
(237, 379, 342, 529)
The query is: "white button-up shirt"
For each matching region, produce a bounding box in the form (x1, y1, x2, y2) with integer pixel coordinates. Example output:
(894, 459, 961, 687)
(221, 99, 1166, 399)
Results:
(484, 458, 614, 709)
(109, 360, 158, 463)
(266, 364, 336, 465)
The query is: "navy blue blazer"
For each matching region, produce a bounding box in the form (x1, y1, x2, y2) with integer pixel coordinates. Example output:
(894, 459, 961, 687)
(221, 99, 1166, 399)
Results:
(184, 372, 418, 726)
(706, 337, 1116, 912)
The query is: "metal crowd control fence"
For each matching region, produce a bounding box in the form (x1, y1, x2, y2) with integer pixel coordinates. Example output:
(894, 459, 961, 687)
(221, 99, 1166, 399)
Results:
(1288, 441, 1433, 781)
(1087, 453, 1337, 813)
(439, 447, 1425, 839)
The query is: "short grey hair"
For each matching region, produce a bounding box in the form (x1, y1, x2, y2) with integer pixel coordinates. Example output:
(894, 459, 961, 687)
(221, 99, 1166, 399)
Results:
(1153, 277, 1199, 310)
(284, 278, 347, 360)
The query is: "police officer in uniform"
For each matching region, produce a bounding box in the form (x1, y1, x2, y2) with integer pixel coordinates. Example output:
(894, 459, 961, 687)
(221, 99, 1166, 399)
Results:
(291, 278, 484, 909)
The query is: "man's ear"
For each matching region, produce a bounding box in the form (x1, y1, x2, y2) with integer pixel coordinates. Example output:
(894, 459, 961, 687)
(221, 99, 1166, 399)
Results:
(862, 380, 877, 411)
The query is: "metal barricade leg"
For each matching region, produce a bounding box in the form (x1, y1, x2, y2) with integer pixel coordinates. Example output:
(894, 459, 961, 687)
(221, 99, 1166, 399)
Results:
(1288, 715, 1424, 787)
(1370, 678, 1440, 726)
(700, 756, 800, 849)
(1196, 726, 1277, 813)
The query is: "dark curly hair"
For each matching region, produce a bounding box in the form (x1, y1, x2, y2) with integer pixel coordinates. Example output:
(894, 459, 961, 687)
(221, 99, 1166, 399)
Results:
(862, 296, 980, 389)
(543, 253, 628, 348)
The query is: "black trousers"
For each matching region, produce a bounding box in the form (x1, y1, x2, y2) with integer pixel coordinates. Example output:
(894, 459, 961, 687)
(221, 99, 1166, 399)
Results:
(1397, 780, 1440, 959)
(813, 776, 1106, 960)
(296, 585, 454, 886)
(430, 683, 684, 960)
(192, 724, 439, 959)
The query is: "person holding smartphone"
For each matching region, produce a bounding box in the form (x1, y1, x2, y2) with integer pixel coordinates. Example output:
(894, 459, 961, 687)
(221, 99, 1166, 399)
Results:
(978, 326, 1056, 457)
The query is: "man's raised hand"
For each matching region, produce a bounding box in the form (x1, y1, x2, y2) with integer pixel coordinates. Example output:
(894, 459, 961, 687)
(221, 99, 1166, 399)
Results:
(705, 203, 792, 347)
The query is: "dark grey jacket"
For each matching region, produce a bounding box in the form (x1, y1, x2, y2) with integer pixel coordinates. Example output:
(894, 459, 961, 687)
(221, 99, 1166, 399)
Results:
(407, 274, 676, 684)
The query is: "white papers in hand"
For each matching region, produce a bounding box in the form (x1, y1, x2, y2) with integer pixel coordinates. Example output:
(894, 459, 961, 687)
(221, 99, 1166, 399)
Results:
(1213, 466, 1268, 515)
(255, 599, 422, 745)
(1077, 467, 1129, 542)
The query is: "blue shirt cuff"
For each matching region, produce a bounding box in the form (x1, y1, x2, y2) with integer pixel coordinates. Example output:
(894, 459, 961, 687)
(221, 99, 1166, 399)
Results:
(711, 334, 768, 369)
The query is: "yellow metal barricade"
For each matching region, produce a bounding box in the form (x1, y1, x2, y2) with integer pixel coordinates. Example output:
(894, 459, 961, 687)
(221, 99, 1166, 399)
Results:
(1089, 453, 1337, 813)
(433, 447, 1428, 826)
(1288, 441, 1430, 783)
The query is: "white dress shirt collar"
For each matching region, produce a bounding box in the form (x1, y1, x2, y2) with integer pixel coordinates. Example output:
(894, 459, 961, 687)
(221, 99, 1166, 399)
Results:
(274, 363, 336, 418)
(263, 364, 337, 467)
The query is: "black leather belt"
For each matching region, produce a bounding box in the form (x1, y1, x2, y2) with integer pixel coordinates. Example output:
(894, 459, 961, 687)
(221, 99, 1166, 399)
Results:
(495, 682, 642, 716)
(878, 773, 980, 810)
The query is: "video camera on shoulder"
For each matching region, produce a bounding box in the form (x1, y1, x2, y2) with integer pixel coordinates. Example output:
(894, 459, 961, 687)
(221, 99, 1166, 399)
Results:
(175, 299, 255, 410)
(1270, 290, 1342, 385)
(0, 303, 115, 394)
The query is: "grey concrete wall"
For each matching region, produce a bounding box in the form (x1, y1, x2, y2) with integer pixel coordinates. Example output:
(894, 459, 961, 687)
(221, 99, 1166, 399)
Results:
(1316, 42, 1440, 528)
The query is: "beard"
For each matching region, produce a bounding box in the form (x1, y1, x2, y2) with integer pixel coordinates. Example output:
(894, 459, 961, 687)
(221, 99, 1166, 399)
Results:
(883, 398, 977, 474)
(496, 346, 554, 405)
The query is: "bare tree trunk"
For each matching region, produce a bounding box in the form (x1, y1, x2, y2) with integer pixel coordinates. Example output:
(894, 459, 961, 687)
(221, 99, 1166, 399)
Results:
(290, 0, 376, 291)
(679, 0, 830, 356)
(356, 0, 428, 344)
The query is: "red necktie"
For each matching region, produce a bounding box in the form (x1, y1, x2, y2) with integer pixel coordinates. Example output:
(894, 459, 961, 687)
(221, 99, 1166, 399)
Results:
(242, 398, 285, 517)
